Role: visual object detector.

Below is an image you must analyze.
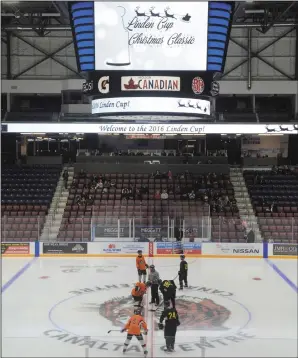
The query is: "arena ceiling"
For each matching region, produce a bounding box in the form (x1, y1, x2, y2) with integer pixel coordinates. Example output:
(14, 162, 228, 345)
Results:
(1, 1, 298, 81)
(2, 1, 298, 32)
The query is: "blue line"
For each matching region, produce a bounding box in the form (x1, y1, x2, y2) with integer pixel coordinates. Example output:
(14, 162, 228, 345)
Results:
(1, 257, 37, 293)
(265, 259, 298, 294)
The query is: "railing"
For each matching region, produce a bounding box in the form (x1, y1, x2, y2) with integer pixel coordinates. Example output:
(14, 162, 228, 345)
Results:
(2, 335, 297, 357)
(1, 214, 297, 243)
(91, 215, 211, 242)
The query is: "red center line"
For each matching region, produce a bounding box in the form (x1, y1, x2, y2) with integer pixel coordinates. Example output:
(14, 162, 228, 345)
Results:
(149, 258, 154, 358)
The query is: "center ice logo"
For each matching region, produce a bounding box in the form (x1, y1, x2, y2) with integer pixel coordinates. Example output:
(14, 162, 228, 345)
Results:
(98, 295, 231, 331)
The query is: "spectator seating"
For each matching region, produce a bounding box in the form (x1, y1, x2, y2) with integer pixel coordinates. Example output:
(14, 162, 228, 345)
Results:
(1, 165, 61, 241)
(244, 169, 298, 242)
(58, 171, 240, 241)
(211, 217, 246, 242)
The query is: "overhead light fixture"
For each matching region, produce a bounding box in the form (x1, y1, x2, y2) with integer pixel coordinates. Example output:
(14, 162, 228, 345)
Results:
(244, 9, 265, 14)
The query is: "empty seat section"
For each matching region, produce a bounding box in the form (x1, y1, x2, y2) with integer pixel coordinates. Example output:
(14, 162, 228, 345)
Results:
(1, 165, 61, 241)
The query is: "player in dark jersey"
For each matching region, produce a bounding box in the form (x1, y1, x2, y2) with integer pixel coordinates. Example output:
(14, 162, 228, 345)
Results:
(159, 279, 176, 308)
(158, 301, 180, 352)
(178, 254, 188, 290)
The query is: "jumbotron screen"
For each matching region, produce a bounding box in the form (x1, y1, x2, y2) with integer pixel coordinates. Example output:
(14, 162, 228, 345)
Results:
(69, 1, 233, 73)
(94, 2, 208, 71)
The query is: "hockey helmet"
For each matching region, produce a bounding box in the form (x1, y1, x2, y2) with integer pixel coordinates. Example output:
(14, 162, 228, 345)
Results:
(134, 307, 142, 315)
(145, 281, 152, 287)
(149, 264, 155, 270)
(180, 254, 185, 260)
(137, 250, 142, 256)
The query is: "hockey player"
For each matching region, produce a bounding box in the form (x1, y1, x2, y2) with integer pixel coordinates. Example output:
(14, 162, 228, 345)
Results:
(158, 300, 180, 352)
(131, 282, 147, 307)
(136, 250, 149, 283)
(159, 280, 177, 308)
(178, 254, 188, 290)
(148, 264, 160, 306)
(121, 307, 148, 356)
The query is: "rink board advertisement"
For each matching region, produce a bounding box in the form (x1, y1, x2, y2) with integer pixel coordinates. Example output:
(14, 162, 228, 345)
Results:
(93, 242, 149, 255)
(202, 243, 263, 257)
(1, 242, 30, 255)
(42, 243, 87, 255)
(94, 226, 129, 238)
(269, 243, 298, 257)
(156, 242, 201, 255)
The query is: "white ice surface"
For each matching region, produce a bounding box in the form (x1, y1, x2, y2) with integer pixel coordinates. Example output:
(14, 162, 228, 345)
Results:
(2, 257, 297, 357)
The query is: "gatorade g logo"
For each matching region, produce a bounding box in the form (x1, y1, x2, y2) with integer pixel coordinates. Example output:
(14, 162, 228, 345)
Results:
(98, 76, 110, 94)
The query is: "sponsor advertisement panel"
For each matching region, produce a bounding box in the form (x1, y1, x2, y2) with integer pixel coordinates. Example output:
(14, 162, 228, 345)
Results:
(95, 242, 149, 255)
(43, 243, 87, 255)
(1, 242, 30, 255)
(270, 243, 298, 257)
(203, 243, 263, 257)
(94, 226, 129, 238)
(82, 72, 214, 97)
(121, 76, 180, 92)
(156, 242, 201, 255)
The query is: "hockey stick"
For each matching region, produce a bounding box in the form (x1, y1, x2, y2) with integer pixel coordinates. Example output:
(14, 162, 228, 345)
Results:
(149, 299, 164, 312)
(107, 329, 120, 334)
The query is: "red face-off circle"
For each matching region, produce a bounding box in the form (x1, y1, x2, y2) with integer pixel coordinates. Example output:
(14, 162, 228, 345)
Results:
(192, 77, 205, 94)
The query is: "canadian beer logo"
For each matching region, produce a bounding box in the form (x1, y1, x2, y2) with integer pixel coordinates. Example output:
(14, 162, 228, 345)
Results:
(45, 284, 254, 353)
(121, 76, 180, 91)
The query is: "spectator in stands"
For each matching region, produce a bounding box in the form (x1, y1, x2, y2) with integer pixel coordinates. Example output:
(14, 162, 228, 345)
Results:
(272, 165, 278, 175)
(161, 190, 168, 200)
(111, 179, 116, 188)
(154, 190, 161, 200)
(167, 170, 173, 181)
(270, 201, 276, 213)
(174, 226, 182, 241)
(188, 190, 195, 200)
(140, 184, 149, 195)
(121, 188, 129, 200)
(63, 170, 68, 189)
(87, 195, 94, 205)
(104, 180, 111, 189)
(154, 170, 161, 179)
(79, 169, 86, 179)
(95, 180, 103, 190)
(75, 195, 81, 204)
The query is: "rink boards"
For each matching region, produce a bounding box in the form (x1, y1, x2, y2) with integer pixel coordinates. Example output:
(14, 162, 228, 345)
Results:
(1, 241, 297, 259)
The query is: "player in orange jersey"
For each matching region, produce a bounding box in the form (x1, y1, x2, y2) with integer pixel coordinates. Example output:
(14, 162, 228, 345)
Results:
(121, 307, 148, 356)
(131, 282, 147, 307)
(136, 250, 148, 283)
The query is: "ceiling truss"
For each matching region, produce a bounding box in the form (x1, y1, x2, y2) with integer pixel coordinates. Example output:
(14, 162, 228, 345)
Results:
(1, 1, 298, 81)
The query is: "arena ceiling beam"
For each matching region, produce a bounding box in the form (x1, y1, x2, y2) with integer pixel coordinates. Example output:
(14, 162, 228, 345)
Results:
(12, 38, 74, 79)
(222, 27, 296, 81)
(10, 32, 83, 79)
(258, 2, 297, 34)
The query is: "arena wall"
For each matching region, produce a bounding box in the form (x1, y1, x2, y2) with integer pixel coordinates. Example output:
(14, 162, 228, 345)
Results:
(2, 242, 297, 259)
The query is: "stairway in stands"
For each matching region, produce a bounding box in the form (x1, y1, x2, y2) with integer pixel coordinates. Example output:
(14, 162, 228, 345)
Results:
(230, 167, 263, 242)
(41, 166, 74, 241)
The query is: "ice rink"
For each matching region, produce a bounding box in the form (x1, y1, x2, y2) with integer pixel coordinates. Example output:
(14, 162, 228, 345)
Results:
(2, 256, 298, 357)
